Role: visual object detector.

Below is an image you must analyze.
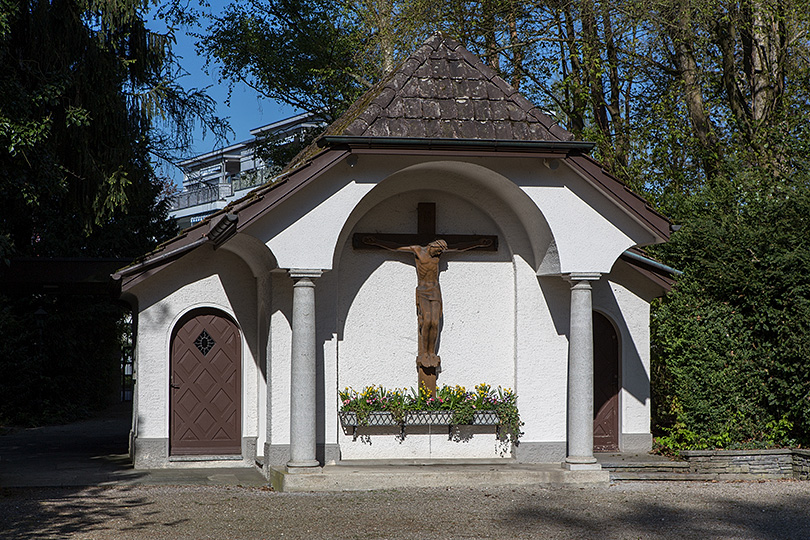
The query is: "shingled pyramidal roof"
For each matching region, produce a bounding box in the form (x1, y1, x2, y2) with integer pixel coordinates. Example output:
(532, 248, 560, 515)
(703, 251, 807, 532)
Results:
(317, 33, 573, 143)
(115, 33, 672, 285)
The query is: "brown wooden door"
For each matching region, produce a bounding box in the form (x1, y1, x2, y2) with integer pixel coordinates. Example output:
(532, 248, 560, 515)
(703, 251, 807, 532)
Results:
(170, 310, 241, 455)
(593, 311, 619, 452)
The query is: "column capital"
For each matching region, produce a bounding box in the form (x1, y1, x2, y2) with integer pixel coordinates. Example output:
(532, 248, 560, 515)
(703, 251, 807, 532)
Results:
(288, 269, 324, 281)
(564, 272, 601, 283)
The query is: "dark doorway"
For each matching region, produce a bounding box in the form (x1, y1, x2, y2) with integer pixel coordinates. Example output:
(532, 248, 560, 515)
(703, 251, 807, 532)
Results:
(593, 311, 619, 451)
(170, 309, 241, 455)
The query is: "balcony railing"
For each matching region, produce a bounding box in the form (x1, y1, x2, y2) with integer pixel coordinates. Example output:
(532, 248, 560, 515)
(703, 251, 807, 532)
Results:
(171, 184, 220, 210)
(232, 169, 276, 192)
(172, 169, 278, 211)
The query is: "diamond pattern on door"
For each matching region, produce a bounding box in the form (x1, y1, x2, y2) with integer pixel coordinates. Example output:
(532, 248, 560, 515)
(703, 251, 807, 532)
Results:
(170, 310, 241, 455)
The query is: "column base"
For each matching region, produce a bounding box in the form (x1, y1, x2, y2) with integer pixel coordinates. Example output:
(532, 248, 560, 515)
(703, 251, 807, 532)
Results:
(562, 456, 601, 471)
(286, 460, 320, 473)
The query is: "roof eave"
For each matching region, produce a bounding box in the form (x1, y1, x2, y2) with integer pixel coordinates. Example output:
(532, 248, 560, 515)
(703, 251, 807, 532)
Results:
(320, 136, 595, 152)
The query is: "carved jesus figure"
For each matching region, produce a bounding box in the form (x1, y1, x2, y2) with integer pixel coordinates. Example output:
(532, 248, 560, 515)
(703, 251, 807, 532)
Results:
(363, 236, 493, 394)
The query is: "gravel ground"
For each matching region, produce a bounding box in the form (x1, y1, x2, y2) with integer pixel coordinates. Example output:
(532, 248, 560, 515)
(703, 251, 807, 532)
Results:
(1, 480, 809, 539)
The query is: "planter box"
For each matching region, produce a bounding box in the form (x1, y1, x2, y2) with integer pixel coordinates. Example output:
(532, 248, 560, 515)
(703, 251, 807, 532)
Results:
(339, 410, 501, 428)
(406, 411, 454, 425)
(339, 411, 399, 427)
(472, 411, 499, 425)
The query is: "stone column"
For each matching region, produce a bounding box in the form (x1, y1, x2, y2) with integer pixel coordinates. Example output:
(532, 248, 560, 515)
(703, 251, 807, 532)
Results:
(287, 269, 322, 472)
(563, 273, 602, 470)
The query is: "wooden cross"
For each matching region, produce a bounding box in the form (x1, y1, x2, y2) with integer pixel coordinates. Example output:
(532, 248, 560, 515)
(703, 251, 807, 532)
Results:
(353, 202, 498, 395)
(352, 202, 498, 252)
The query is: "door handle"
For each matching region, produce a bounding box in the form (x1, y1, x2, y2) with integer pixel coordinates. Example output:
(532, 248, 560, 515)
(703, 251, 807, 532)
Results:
(170, 383, 180, 389)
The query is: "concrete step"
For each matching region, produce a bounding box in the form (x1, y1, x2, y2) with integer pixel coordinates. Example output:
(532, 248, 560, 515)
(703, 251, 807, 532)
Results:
(269, 463, 611, 492)
(609, 471, 717, 481)
(599, 458, 707, 481)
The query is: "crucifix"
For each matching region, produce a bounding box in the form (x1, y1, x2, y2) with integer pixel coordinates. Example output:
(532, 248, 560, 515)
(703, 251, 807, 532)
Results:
(353, 203, 498, 396)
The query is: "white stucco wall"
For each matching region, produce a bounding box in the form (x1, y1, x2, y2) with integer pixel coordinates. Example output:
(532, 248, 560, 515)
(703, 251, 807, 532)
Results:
(516, 269, 570, 444)
(267, 271, 292, 447)
(593, 262, 657, 442)
(245, 154, 658, 276)
(247, 155, 661, 460)
(129, 246, 260, 450)
(333, 190, 559, 459)
(130, 150, 662, 466)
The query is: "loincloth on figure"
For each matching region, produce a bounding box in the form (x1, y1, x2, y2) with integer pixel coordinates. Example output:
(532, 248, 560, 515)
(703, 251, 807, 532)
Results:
(415, 284, 442, 320)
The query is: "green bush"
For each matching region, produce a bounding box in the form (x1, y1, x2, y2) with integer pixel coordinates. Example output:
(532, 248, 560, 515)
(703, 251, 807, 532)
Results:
(0, 294, 125, 426)
(651, 171, 810, 450)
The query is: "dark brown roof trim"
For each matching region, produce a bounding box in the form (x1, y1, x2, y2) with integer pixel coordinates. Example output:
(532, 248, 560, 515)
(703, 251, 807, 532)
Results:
(115, 148, 351, 286)
(564, 154, 671, 242)
(113, 237, 208, 280)
(621, 257, 676, 291)
(320, 136, 595, 152)
(618, 248, 678, 292)
(232, 148, 351, 231)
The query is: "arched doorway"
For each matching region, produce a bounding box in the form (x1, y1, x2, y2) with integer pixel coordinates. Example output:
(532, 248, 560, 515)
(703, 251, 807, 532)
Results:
(170, 309, 241, 455)
(593, 311, 619, 452)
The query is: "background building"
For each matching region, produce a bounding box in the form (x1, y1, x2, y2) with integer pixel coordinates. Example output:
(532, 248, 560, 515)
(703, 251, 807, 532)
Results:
(170, 113, 323, 230)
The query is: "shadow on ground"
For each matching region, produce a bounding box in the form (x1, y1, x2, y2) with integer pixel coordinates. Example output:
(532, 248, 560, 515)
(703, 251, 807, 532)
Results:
(0, 485, 157, 539)
(504, 489, 810, 539)
(0, 401, 146, 488)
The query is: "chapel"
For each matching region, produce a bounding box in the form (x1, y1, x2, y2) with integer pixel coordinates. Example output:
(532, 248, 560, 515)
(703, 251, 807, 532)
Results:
(115, 34, 673, 483)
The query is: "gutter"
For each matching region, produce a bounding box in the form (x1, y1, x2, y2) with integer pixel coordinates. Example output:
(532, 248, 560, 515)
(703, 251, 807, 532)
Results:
(620, 250, 682, 276)
(112, 237, 208, 280)
(320, 136, 596, 152)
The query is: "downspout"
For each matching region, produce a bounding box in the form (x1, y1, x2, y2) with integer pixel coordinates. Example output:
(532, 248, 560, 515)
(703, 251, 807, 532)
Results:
(620, 250, 683, 276)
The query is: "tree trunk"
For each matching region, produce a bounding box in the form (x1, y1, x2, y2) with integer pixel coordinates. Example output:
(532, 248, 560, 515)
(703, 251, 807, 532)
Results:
(666, 0, 721, 179)
(562, 5, 585, 135)
(373, 0, 395, 74)
(483, 0, 500, 71)
(507, 0, 523, 90)
(601, 2, 628, 170)
(581, 0, 609, 136)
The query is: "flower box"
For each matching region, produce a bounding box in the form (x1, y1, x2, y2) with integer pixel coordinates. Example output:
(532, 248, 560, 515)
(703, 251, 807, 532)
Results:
(472, 411, 499, 425)
(339, 411, 399, 427)
(406, 411, 454, 425)
(339, 410, 501, 428)
(338, 384, 521, 443)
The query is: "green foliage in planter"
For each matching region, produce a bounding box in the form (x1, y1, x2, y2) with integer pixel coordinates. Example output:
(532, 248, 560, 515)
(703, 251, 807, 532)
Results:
(339, 383, 523, 442)
(338, 386, 408, 424)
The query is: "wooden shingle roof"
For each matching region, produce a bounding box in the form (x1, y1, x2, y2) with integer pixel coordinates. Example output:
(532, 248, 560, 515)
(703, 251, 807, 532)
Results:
(321, 33, 572, 142)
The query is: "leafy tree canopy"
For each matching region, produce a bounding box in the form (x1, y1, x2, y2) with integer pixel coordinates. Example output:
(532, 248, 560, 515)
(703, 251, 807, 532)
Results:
(200, 0, 810, 448)
(0, 0, 228, 424)
(0, 0, 228, 260)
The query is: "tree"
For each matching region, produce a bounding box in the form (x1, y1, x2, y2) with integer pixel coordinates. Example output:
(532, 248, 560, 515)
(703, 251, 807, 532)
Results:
(640, 0, 810, 447)
(651, 168, 810, 447)
(0, 0, 230, 260)
(200, 0, 423, 122)
(0, 0, 226, 424)
(200, 0, 810, 447)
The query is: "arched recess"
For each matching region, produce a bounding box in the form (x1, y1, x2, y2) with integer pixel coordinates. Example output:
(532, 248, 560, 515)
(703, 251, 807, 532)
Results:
(170, 308, 242, 455)
(330, 161, 553, 399)
(331, 160, 557, 273)
(593, 310, 620, 452)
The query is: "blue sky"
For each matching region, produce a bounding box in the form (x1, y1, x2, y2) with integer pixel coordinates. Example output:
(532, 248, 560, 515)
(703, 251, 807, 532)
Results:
(153, 3, 298, 182)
